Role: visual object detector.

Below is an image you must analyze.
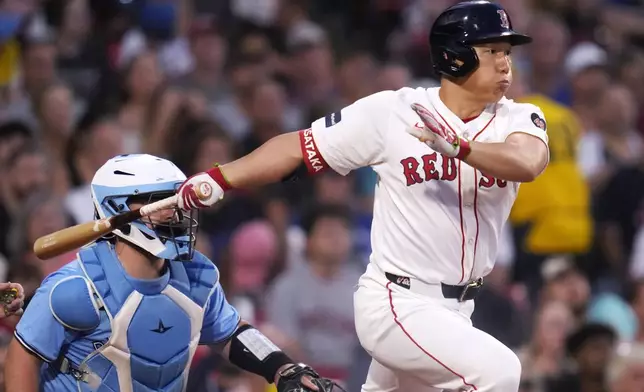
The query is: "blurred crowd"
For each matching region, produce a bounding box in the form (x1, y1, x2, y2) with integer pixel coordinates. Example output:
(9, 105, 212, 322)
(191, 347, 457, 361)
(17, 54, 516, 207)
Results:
(1, 0, 644, 391)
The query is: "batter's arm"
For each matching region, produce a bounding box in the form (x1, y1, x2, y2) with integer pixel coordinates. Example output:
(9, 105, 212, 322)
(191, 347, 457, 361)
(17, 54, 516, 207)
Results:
(5, 337, 41, 392)
(178, 93, 394, 211)
(220, 91, 394, 188)
(176, 131, 314, 210)
(221, 132, 306, 189)
(464, 132, 549, 182)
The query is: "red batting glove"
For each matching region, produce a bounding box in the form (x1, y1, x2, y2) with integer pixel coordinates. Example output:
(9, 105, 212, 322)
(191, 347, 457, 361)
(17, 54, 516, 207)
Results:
(407, 103, 471, 160)
(177, 167, 230, 211)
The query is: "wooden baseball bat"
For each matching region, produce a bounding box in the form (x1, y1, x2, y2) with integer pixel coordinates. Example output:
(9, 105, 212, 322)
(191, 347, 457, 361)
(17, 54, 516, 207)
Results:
(33, 182, 213, 260)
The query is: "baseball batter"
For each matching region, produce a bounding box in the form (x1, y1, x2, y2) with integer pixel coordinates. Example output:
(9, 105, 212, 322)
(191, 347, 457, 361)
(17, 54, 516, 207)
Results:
(178, 1, 549, 391)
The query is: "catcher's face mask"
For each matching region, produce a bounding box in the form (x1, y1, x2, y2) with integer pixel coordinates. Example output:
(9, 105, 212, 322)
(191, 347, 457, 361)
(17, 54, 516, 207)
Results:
(123, 191, 199, 261)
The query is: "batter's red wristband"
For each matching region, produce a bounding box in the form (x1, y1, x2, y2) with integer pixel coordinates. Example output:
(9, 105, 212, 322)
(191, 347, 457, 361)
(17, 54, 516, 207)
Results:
(206, 165, 233, 191)
(456, 138, 472, 160)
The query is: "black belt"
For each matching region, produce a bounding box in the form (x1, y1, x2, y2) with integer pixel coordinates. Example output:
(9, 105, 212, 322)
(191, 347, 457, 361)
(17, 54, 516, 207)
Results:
(385, 272, 483, 302)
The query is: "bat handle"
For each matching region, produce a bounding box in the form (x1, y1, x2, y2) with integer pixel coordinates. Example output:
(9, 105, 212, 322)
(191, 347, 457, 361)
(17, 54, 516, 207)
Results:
(138, 181, 213, 217)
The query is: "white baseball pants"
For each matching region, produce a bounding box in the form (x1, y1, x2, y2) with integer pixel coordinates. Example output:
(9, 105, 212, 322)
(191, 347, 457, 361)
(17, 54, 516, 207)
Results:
(354, 263, 522, 392)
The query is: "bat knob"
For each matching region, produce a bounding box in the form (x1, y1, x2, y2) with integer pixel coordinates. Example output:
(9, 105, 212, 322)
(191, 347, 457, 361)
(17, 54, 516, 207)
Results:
(195, 182, 213, 200)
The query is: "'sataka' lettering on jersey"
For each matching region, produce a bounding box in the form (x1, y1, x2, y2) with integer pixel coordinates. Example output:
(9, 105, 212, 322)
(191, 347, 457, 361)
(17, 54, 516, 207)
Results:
(305, 87, 549, 285)
(299, 128, 329, 174)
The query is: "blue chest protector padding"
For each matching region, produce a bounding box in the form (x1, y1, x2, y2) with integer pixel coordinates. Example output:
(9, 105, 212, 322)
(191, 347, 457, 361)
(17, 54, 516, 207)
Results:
(50, 276, 102, 331)
(72, 242, 218, 392)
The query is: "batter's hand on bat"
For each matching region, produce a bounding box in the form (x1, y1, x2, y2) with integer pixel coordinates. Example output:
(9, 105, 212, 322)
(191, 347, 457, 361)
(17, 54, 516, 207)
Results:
(408, 103, 472, 160)
(0, 282, 24, 317)
(177, 169, 225, 211)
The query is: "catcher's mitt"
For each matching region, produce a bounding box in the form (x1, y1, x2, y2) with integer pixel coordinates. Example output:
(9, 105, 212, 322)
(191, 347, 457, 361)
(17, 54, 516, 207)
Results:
(276, 363, 345, 392)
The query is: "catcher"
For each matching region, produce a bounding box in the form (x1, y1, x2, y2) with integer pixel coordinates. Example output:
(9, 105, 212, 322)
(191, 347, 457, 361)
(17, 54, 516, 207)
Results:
(5, 154, 340, 392)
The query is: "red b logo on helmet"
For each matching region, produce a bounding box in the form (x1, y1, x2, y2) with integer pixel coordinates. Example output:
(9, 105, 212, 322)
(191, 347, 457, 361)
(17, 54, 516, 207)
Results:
(497, 10, 509, 29)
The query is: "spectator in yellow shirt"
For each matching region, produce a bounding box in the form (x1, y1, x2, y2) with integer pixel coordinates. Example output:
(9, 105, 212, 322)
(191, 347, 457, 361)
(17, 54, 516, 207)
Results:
(506, 70, 593, 301)
(0, 39, 19, 90)
(0, 9, 24, 106)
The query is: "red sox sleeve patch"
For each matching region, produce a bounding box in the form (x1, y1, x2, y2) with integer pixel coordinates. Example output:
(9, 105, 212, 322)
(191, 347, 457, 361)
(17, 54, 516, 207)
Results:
(531, 113, 547, 131)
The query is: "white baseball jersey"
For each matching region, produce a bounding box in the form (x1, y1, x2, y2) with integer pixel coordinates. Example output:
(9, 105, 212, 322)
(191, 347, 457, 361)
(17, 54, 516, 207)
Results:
(301, 87, 549, 285)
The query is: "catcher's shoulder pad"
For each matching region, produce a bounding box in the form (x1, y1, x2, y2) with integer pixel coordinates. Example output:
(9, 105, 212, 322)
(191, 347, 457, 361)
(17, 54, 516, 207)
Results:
(49, 275, 102, 331)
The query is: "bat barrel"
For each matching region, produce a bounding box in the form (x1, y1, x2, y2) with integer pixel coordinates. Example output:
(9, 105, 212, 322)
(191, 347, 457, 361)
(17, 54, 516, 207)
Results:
(33, 220, 113, 260)
(32, 181, 213, 260)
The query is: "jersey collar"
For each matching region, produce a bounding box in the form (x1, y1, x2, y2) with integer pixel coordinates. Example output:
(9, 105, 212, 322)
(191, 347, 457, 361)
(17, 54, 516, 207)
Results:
(425, 88, 497, 136)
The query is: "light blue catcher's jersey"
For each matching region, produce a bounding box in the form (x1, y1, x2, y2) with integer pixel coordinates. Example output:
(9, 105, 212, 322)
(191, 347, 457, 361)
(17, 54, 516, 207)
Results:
(14, 242, 240, 392)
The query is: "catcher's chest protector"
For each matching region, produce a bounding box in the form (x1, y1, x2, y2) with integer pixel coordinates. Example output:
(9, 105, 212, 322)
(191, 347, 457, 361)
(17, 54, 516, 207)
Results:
(71, 242, 217, 392)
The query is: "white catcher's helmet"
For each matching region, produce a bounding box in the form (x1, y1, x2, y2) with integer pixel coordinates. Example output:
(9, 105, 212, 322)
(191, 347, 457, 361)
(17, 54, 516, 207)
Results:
(90, 154, 197, 260)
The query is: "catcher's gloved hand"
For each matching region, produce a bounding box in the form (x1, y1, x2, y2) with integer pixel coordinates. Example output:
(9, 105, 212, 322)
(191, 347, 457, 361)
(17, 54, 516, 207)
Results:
(407, 103, 472, 160)
(276, 363, 345, 392)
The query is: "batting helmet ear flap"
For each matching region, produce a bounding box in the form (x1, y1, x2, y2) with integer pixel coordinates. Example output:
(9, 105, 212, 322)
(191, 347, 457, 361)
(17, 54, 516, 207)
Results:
(431, 40, 479, 78)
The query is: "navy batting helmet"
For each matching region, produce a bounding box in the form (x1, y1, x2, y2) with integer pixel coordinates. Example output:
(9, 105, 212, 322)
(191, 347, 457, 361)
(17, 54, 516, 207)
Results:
(429, 1, 532, 78)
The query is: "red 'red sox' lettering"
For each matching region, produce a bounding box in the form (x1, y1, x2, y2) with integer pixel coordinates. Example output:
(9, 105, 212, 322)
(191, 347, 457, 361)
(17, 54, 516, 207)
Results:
(441, 154, 457, 181)
(401, 157, 423, 186)
(402, 154, 506, 188)
(299, 129, 329, 174)
(478, 173, 507, 188)
(421, 153, 440, 181)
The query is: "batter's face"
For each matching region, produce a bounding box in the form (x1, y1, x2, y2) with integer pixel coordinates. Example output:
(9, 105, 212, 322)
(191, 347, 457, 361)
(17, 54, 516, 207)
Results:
(466, 42, 513, 103)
